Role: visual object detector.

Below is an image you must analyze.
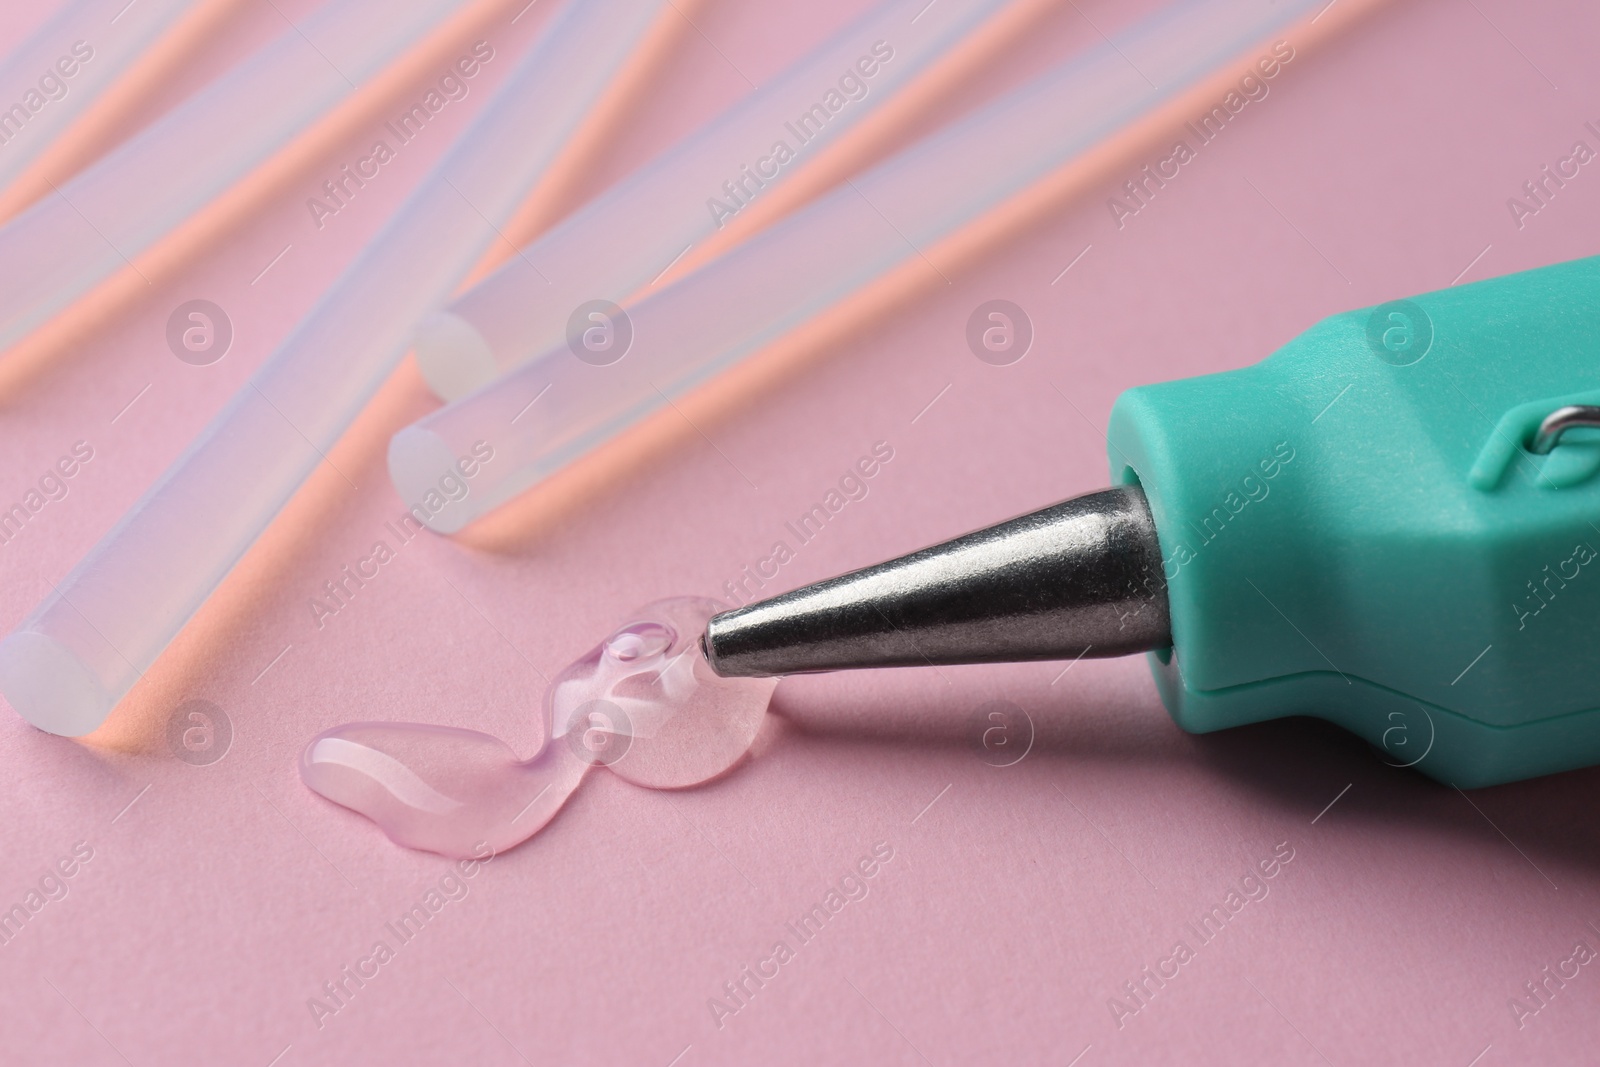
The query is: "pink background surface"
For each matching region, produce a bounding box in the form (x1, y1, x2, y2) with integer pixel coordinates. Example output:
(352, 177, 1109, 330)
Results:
(2, 0, 1599, 1063)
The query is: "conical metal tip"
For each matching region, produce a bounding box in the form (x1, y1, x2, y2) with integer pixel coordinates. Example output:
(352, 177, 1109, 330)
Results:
(703, 485, 1170, 677)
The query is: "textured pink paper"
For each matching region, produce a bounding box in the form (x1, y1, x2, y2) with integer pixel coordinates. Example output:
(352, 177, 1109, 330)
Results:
(1, 0, 1598, 1063)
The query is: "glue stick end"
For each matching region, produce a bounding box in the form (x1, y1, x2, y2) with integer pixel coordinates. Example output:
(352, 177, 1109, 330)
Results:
(388, 426, 475, 535)
(414, 310, 499, 402)
(0, 630, 115, 737)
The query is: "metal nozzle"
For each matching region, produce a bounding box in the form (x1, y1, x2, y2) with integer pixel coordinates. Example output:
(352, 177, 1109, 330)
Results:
(702, 485, 1170, 677)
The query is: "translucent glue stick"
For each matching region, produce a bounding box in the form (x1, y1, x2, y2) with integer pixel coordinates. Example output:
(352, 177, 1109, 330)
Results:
(392, 0, 1330, 535)
(0, 0, 485, 355)
(412, 0, 1022, 400)
(0, 0, 201, 200)
(0, 0, 675, 737)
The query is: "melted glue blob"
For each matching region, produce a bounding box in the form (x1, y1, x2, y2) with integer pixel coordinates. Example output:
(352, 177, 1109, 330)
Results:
(299, 723, 587, 859)
(548, 597, 778, 790)
(300, 597, 777, 857)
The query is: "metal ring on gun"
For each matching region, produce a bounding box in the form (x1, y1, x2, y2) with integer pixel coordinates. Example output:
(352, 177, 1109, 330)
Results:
(1528, 405, 1600, 455)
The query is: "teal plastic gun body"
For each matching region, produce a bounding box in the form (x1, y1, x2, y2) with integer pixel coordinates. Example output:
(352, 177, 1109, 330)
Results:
(1109, 255, 1600, 787)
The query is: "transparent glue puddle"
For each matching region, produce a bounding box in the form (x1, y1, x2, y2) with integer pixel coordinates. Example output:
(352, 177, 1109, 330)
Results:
(299, 597, 777, 858)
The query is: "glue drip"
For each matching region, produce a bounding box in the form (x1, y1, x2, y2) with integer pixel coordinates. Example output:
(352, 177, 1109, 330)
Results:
(299, 597, 777, 858)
